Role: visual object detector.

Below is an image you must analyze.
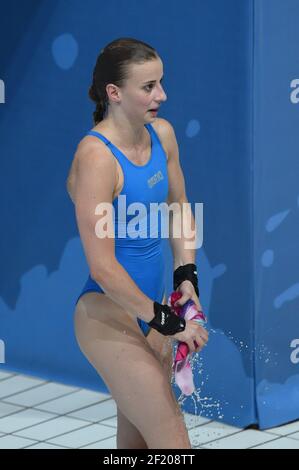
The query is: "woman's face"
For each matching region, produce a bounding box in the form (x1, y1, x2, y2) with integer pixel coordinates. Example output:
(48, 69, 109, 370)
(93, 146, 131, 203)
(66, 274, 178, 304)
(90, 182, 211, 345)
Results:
(119, 57, 167, 122)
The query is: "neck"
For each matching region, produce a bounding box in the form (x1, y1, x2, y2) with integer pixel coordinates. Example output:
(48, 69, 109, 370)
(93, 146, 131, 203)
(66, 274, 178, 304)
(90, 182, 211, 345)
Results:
(101, 111, 147, 149)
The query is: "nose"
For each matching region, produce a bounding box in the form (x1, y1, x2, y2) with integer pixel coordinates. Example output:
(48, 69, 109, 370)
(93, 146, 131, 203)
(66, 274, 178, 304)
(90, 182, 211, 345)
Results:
(157, 86, 167, 104)
(161, 89, 167, 102)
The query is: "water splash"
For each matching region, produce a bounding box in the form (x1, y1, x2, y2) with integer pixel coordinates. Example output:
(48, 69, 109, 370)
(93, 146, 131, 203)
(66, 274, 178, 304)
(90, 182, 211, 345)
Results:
(172, 327, 281, 422)
(173, 329, 234, 419)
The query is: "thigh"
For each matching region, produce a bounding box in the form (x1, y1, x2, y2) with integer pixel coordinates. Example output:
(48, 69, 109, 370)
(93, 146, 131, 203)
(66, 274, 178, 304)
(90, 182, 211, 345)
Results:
(146, 293, 174, 381)
(73, 292, 187, 447)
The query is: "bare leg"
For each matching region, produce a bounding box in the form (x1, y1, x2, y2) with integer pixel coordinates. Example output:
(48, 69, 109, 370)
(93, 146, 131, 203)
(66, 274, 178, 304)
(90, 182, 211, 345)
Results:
(117, 406, 148, 449)
(74, 292, 191, 449)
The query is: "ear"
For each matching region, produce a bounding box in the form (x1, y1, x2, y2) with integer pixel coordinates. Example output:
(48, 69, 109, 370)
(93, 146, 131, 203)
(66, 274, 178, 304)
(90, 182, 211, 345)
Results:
(106, 83, 121, 104)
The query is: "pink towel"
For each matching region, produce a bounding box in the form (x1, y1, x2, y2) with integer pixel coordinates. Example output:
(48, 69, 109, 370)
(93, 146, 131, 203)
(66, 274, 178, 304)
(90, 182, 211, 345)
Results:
(168, 291, 207, 396)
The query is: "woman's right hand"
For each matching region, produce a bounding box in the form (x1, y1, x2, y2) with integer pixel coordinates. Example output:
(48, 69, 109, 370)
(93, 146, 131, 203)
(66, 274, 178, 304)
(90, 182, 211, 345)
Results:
(172, 320, 209, 353)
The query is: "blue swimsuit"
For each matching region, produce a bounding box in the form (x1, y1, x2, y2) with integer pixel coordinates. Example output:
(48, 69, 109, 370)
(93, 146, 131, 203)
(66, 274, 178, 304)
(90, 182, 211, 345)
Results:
(75, 122, 169, 336)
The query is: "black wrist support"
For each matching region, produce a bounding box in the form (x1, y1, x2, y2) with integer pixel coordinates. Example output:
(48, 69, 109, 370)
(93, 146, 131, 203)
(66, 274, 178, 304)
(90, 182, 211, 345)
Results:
(173, 263, 199, 296)
(148, 302, 186, 336)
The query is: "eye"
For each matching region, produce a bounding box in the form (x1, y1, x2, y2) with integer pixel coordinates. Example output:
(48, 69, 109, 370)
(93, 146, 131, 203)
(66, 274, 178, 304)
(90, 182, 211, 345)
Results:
(144, 84, 154, 92)
(144, 78, 164, 92)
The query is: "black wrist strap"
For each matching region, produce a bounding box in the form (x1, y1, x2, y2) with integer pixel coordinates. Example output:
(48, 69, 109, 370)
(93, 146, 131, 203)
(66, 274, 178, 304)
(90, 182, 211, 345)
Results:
(148, 302, 186, 336)
(173, 263, 199, 296)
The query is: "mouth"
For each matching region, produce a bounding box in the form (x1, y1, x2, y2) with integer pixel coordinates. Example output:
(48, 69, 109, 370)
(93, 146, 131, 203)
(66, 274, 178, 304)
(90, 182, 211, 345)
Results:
(149, 108, 159, 114)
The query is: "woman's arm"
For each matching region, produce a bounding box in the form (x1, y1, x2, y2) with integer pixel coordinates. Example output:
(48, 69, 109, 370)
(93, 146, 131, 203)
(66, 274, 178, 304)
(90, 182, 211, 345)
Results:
(72, 140, 155, 322)
(158, 118, 197, 270)
(157, 118, 202, 309)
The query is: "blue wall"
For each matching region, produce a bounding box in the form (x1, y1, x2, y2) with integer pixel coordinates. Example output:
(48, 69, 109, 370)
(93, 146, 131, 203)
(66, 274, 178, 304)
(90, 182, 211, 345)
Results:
(0, 0, 298, 429)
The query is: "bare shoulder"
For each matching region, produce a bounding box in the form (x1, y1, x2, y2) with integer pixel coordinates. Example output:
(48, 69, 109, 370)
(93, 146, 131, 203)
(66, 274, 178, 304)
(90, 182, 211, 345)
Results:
(66, 135, 117, 203)
(151, 118, 177, 160)
(153, 117, 175, 135)
(77, 133, 115, 163)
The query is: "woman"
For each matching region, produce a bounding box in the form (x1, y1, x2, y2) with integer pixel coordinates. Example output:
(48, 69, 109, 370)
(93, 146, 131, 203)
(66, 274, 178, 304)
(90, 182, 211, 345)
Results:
(67, 37, 208, 449)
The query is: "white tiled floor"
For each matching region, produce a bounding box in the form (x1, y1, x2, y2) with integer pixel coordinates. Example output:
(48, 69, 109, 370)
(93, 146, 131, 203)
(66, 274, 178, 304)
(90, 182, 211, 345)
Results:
(0, 370, 299, 449)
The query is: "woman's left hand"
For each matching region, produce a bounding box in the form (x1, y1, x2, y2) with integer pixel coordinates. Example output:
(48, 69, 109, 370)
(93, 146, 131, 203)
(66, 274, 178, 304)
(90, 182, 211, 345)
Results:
(174, 281, 207, 353)
(174, 280, 203, 312)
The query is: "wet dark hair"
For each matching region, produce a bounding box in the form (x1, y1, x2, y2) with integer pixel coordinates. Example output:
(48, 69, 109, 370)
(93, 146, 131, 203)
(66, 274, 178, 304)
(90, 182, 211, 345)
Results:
(89, 37, 159, 125)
